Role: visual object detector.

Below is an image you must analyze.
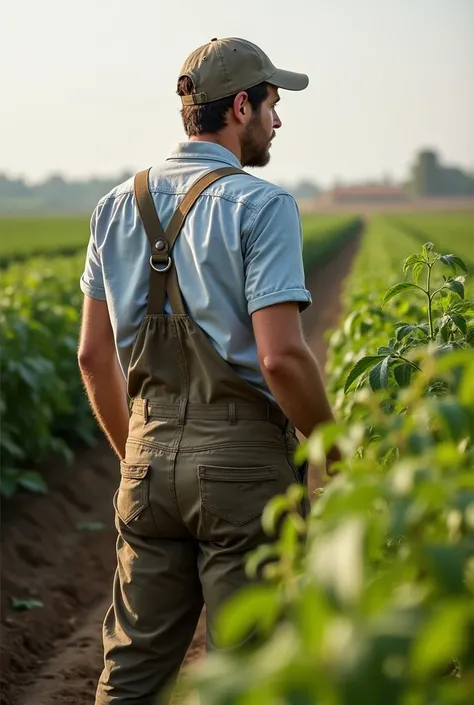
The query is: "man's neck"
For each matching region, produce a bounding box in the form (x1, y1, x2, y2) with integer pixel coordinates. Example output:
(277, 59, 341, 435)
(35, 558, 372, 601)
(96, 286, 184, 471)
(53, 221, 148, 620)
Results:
(189, 133, 242, 164)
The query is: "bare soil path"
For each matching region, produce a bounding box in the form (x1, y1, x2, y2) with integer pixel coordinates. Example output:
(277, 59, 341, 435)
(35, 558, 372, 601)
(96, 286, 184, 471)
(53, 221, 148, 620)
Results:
(1, 232, 361, 705)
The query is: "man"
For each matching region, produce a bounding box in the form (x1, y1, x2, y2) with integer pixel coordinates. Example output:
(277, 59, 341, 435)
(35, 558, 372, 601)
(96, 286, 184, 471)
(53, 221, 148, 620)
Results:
(78, 36, 337, 705)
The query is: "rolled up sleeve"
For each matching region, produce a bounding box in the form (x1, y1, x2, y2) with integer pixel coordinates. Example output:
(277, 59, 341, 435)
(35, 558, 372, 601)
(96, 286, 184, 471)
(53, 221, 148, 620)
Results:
(243, 193, 312, 315)
(80, 206, 107, 301)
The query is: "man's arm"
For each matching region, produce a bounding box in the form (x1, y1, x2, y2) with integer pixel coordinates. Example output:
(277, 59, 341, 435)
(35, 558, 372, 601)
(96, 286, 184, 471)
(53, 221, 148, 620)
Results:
(77, 295, 130, 460)
(252, 302, 334, 439)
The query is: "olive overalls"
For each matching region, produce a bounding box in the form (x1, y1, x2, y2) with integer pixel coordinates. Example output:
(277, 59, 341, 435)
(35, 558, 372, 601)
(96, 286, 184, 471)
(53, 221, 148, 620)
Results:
(95, 167, 308, 705)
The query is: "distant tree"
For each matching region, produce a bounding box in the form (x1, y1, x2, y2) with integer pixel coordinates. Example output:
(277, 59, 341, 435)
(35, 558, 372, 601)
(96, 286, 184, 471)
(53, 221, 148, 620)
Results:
(411, 150, 442, 196)
(0, 174, 29, 197)
(408, 149, 474, 197)
(291, 180, 320, 199)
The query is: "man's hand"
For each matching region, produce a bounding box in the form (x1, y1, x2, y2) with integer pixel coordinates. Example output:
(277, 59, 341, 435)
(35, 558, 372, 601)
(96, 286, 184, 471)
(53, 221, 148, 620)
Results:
(77, 296, 130, 460)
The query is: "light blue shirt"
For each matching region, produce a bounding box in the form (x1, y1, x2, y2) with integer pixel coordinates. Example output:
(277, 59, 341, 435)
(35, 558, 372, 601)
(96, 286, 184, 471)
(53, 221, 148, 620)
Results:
(80, 142, 312, 398)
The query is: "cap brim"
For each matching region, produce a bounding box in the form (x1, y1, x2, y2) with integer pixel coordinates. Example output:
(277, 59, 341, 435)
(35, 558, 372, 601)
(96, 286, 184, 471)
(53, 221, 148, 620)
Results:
(267, 67, 309, 91)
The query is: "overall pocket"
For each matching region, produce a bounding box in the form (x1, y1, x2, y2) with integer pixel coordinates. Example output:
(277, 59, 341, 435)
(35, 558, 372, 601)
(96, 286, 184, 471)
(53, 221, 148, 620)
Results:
(116, 461, 150, 524)
(197, 465, 278, 526)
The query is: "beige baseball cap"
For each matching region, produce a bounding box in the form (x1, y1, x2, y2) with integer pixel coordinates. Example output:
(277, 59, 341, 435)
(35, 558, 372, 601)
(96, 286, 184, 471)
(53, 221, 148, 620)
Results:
(179, 37, 309, 105)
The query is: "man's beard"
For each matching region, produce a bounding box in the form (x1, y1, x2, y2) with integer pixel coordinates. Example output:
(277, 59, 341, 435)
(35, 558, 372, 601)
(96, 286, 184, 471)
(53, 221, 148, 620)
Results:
(240, 114, 274, 168)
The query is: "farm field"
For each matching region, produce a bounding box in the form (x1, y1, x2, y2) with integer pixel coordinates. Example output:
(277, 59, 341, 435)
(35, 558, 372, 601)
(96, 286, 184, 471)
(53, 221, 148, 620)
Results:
(386, 211, 474, 269)
(0, 212, 362, 267)
(1, 210, 473, 705)
(0, 216, 90, 265)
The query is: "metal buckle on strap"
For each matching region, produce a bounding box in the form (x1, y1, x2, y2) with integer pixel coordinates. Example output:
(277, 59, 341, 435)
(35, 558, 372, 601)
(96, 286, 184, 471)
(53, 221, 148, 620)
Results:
(150, 255, 172, 272)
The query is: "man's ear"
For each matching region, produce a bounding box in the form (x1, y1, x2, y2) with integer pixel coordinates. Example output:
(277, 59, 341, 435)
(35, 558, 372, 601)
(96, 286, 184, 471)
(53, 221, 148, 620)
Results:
(232, 91, 250, 124)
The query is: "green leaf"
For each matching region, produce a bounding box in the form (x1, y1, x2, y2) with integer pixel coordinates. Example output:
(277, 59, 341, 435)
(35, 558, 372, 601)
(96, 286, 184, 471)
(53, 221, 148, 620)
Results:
(369, 356, 391, 391)
(343, 310, 359, 336)
(440, 256, 456, 275)
(382, 282, 421, 307)
(411, 601, 470, 677)
(0, 468, 20, 498)
(395, 325, 415, 341)
(0, 435, 26, 459)
(17, 471, 48, 494)
(440, 254, 468, 275)
(344, 355, 387, 393)
(451, 255, 468, 273)
(11, 597, 44, 611)
(245, 543, 279, 579)
(215, 585, 280, 647)
(394, 362, 412, 388)
(423, 544, 467, 594)
(262, 495, 291, 536)
(450, 314, 467, 335)
(403, 253, 424, 273)
(438, 322, 450, 344)
(416, 323, 430, 336)
(76, 521, 105, 532)
(437, 399, 470, 441)
(445, 278, 465, 299)
(310, 519, 365, 605)
(412, 261, 425, 284)
(422, 242, 435, 258)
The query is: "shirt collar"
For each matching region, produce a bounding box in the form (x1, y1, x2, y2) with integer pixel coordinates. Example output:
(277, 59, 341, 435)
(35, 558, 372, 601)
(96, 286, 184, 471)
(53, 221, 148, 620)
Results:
(166, 141, 242, 169)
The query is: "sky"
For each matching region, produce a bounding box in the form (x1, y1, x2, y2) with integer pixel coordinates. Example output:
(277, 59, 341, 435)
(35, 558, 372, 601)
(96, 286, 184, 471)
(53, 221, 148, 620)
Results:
(1, 0, 473, 187)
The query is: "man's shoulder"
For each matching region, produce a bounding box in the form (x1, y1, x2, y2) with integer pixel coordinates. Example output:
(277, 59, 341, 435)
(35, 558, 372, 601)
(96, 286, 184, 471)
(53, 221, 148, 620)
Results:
(92, 166, 297, 220)
(95, 174, 135, 210)
(220, 171, 297, 214)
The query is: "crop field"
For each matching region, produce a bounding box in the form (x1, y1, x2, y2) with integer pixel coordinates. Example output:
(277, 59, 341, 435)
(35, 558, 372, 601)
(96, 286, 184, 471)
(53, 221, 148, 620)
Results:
(1, 210, 473, 705)
(386, 211, 474, 270)
(0, 216, 90, 265)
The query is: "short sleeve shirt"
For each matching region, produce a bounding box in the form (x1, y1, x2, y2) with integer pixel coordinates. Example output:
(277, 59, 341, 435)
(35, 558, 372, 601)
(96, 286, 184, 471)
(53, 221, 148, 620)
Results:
(80, 141, 311, 398)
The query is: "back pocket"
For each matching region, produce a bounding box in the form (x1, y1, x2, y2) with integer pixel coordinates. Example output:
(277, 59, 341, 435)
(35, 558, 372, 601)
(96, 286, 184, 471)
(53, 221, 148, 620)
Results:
(197, 465, 278, 526)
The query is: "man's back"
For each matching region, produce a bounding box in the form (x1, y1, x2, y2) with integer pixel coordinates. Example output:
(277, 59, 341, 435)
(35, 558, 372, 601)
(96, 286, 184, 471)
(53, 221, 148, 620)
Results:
(77, 37, 338, 705)
(80, 140, 311, 398)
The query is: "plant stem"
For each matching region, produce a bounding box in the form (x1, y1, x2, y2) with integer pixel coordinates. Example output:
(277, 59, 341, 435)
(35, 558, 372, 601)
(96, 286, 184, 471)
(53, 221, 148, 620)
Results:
(426, 264, 434, 340)
(399, 356, 422, 372)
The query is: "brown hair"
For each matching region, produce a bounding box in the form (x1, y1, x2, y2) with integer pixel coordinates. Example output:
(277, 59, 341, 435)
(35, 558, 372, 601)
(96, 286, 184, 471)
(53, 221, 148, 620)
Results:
(177, 77, 268, 137)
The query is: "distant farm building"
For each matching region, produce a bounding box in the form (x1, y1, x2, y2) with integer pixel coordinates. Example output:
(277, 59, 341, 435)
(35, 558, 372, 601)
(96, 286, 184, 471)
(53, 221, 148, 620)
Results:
(325, 184, 408, 205)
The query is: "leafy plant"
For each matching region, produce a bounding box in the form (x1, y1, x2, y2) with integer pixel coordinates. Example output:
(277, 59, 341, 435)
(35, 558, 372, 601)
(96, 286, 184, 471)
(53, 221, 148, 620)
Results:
(0, 253, 98, 497)
(173, 239, 474, 705)
(344, 243, 472, 394)
(302, 215, 363, 271)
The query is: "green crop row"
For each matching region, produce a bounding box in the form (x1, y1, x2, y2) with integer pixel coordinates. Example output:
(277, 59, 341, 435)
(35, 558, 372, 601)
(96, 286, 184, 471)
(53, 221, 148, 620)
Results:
(179, 220, 474, 705)
(326, 216, 425, 414)
(386, 212, 474, 271)
(0, 211, 362, 269)
(0, 216, 90, 266)
(301, 214, 362, 270)
(0, 254, 97, 497)
(327, 214, 474, 416)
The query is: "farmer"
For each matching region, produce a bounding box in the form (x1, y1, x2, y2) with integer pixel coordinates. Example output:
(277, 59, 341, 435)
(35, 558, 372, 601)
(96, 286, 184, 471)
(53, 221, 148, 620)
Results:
(78, 37, 338, 705)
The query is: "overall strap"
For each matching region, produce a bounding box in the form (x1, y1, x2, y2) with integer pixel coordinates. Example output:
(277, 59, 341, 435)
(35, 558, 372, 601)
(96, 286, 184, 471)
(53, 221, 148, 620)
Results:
(134, 169, 168, 315)
(134, 166, 246, 315)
